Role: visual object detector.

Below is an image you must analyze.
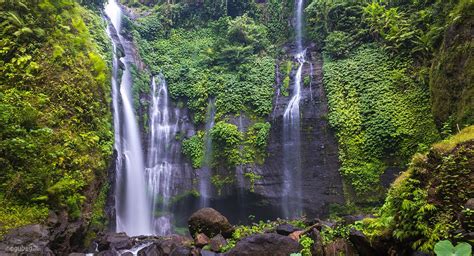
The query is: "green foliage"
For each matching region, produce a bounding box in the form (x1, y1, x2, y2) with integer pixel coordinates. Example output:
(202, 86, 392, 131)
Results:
(0, 0, 113, 230)
(306, 0, 367, 48)
(299, 235, 314, 256)
(182, 132, 205, 169)
(434, 240, 472, 256)
(221, 220, 279, 252)
(211, 121, 243, 168)
(243, 171, 262, 192)
(211, 174, 234, 195)
(360, 126, 474, 252)
(324, 45, 439, 196)
(0, 195, 49, 237)
(324, 31, 353, 59)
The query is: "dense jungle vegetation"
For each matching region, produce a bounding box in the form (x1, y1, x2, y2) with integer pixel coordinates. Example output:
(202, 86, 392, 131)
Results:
(0, 0, 113, 235)
(0, 0, 472, 254)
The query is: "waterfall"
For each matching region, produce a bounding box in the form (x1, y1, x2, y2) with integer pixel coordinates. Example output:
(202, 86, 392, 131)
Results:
(145, 75, 179, 235)
(236, 114, 246, 199)
(199, 99, 216, 208)
(105, 0, 153, 236)
(282, 0, 306, 218)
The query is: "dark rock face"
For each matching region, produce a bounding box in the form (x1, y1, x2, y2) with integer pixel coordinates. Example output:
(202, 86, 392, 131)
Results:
(324, 238, 356, 256)
(188, 208, 234, 238)
(209, 234, 227, 252)
(225, 233, 301, 256)
(348, 229, 377, 256)
(254, 50, 345, 217)
(308, 228, 324, 256)
(276, 224, 300, 236)
(0, 224, 53, 256)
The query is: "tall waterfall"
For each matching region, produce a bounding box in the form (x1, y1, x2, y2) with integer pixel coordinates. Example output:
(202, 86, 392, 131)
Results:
(105, 0, 153, 236)
(282, 0, 306, 218)
(199, 99, 216, 208)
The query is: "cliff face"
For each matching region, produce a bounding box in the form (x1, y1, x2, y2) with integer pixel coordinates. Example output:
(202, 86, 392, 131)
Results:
(255, 48, 345, 217)
(430, 0, 474, 128)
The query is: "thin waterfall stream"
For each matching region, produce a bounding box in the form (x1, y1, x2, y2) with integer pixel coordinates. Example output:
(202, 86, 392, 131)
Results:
(282, 0, 306, 218)
(199, 99, 216, 208)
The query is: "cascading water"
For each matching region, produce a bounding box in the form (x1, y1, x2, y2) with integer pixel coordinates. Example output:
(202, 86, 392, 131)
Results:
(236, 114, 246, 199)
(146, 75, 180, 235)
(105, 0, 153, 236)
(199, 99, 216, 208)
(282, 0, 306, 218)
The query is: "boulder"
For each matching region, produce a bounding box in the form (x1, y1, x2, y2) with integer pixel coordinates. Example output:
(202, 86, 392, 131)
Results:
(96, 250, 118, 256)
(209, 234, 227, 252)
(194, 233, 210, 248)
(170, 246, 192, 256)
(0, 224, 53, 256)
(188, 208, 234, 238)
(348, 229, 377, 255)
(69, 253, 86, 256)
(275, 224, 300, 236)
(324, 239, 356, 256)
(225, 233, 301, 256)
(137, 244, 163, 256)
(201, 249, 219, 256)
(96, 232, 132, 251)
(157, 235, 192, 255)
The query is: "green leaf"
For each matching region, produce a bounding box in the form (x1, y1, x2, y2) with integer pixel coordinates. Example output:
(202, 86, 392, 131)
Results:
(434, 240, 454, 256)
(454, 242, 472, 256)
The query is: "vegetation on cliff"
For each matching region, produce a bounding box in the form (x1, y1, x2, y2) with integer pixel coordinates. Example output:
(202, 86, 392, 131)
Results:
(361, 125, 473, 252)
(120, 1, 294, 171)
(0, 0, 112, 235)
(307, 0, 473, 199)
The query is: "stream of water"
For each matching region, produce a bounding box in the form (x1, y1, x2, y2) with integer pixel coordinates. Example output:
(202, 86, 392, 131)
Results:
(105, 0, 153, 236)
(282, 0, 306, 218)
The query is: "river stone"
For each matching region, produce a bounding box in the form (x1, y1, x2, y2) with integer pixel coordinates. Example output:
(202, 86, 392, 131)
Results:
(170, 246, 192, 256)
(157, 235, 192, 255)
(96, 250, 118, 256)
(188, 208, 234, 238)
(209, 234, 227, 252)
(201, 249, 219, 256)
(194, 233, 210, 248)
(275, 224, 300, 236)
(137, 243, 163, 256)
(225, 233, 301, 256)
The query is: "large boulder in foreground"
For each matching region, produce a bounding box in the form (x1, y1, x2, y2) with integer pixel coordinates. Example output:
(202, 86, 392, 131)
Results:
(225, 233, 301, 256)
(188, 208, 234, 238)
